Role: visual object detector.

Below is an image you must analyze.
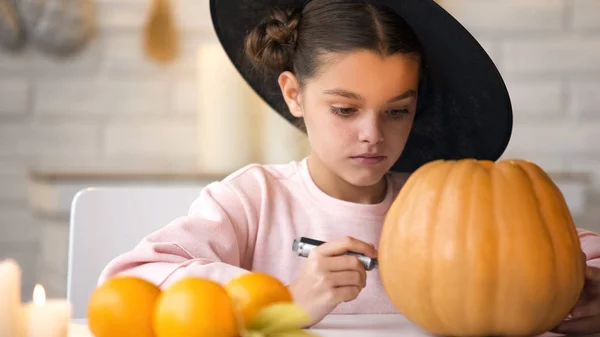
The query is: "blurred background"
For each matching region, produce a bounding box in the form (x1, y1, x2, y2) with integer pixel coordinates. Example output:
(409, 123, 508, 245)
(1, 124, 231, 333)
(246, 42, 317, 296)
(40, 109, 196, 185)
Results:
(0, 0, 598, 300)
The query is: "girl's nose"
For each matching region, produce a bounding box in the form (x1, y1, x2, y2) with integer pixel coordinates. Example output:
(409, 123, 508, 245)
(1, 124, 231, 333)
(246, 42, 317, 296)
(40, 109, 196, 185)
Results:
(357, 114, 384, 145)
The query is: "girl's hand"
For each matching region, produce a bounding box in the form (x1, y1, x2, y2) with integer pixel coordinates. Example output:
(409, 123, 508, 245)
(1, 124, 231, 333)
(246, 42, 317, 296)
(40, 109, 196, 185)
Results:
(287, 236, 378, 326)
(553, 256, 600, 335)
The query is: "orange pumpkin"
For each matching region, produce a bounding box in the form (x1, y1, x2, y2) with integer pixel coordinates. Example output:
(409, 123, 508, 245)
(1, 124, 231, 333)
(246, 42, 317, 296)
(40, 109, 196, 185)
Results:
(378, 159, 585, 337)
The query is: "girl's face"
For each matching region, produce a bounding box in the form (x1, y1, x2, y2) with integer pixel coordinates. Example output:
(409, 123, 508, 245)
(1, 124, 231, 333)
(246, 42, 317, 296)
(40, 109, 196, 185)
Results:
(279, 49, 420, 188)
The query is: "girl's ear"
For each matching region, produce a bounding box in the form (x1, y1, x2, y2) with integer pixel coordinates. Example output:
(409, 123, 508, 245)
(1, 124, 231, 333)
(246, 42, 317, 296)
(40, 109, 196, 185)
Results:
(278, 71, 303, 118)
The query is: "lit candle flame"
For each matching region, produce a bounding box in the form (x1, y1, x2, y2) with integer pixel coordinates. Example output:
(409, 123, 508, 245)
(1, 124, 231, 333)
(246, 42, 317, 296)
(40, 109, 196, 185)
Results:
(33, 284, 46, 305)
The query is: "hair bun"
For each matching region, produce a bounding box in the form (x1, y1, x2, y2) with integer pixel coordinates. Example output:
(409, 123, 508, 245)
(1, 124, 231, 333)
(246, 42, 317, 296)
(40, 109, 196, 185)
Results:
(245, 8, 302, 73)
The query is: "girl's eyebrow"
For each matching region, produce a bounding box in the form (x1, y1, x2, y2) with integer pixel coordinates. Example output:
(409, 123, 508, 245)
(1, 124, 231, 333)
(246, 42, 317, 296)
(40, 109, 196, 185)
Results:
(323, 89, 363, 101)
(388, 89, 417, 102)
(323, 89, 416, 102)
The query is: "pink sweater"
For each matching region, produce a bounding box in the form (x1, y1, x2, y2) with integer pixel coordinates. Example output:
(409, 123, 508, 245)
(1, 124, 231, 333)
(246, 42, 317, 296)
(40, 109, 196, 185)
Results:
(99, 159, 600, 314)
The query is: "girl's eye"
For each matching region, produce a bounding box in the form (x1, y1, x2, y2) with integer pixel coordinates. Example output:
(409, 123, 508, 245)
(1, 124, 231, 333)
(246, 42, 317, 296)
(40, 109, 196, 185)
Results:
(388, 109, 409, 119)
(329, 107, 410, 119)
(330, 106, 356, 117)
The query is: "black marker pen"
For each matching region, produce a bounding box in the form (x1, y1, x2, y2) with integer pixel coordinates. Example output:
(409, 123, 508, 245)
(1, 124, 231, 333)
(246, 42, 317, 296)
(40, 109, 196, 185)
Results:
(292, 237, 378, 271)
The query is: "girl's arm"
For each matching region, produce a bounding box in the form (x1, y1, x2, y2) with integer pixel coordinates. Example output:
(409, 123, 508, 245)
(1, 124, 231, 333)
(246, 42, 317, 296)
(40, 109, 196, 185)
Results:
(579, 228, 600, 267)
(97, 180, 256, 288)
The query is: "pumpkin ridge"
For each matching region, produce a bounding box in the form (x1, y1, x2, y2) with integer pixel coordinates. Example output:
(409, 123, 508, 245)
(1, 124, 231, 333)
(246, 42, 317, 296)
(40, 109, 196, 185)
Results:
(487, 162, 499, 336)
(456, 160, 476, 335)
(426, 160, 458, 333)
(490, 163, 505, 335)
(494, 161, 540, 334)
(518, 162, 584, 332)
(528, 164, 582, 267)
(459, 160, 473, 335)
(465, 161, 496, 336)
(511, 162, 557, 333)
(487, 165, 497, 337)
(404, 161, 446, 327)
(433, 160, 479, 334)
(517, 162, 559, 332)
(378, 159, 446, 328)
(390, 160, 445, 217)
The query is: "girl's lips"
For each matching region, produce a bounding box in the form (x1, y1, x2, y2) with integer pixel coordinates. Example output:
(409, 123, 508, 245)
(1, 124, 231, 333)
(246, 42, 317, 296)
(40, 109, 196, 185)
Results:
(351, 155, 387, 164)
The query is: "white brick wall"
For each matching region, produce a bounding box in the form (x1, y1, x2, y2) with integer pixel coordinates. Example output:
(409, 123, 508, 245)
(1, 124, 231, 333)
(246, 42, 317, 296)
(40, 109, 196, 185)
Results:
(0, 208, 41, 243)
(103, 117, 198, 158)
(101, 31, 169, 76)
(26, 121, 100, 157)
(503, 79, 564, 121)
(34, 80, 168, 116)
(503, 37, 600, 75)
(0, 80, 29, 115)
(97, 0, 148, 29)
(573, 0, 600, 32)
(505, 124, 600, 153)
(30, 44, 101, 77)
(0, 52, 30, 74)
(0, 123, 27, 156)
(0, 0, 600, 299)
(570, 81, 600, 119)
(0, 161, 28, 202)
(441, 0, 565, 35)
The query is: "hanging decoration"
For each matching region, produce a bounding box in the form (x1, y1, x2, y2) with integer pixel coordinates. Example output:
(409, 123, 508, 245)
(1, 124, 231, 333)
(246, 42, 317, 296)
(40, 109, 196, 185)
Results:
(17, 0, 96, 57)
(0, 0, 25, 50)
(143, 0, 179, 64)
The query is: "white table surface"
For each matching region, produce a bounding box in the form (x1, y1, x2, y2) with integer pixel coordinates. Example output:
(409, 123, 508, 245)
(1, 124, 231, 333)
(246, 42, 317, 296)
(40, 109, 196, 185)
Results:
(70, 314, 600, 337)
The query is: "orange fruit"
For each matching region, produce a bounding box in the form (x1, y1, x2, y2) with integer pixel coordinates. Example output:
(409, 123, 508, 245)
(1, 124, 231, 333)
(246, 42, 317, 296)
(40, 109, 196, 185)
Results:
(154, 277, 239, 337)
(225, 272, 293, 325)
(87, 276, 161, 337)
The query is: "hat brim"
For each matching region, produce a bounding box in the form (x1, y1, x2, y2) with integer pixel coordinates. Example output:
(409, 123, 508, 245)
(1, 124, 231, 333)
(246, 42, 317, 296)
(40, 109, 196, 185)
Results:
(209, 0, 513, 172)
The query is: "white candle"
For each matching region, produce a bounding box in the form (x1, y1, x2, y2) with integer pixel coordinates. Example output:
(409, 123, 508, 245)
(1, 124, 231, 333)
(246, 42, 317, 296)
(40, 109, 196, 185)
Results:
(0, 259, 26, 337)
(196, 41, 261, 175)
(68, 322, 93, 337)
(23, 284, 71, 337)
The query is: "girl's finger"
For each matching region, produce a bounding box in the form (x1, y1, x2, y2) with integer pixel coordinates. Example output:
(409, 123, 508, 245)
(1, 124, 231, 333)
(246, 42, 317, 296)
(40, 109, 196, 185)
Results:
(554, 315, 600, 335)
(333, 285, 362, 303)
(314, 236, 378, 258)
(579, 293, 588, 306)
(324, 256, 367, 287)
(325, 255, 367, 272)
(571, 297, 600, 319)
(585, 266, 600, 282)
(328, 270, 365, 288)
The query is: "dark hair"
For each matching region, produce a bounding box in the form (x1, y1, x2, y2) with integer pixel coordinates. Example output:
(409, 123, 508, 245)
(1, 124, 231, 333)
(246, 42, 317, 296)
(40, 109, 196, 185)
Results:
(245, 0, 424, 84)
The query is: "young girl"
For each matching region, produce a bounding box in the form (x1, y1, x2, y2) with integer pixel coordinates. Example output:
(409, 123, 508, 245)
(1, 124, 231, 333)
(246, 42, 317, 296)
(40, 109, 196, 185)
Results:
(99, 0, 600, 333)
